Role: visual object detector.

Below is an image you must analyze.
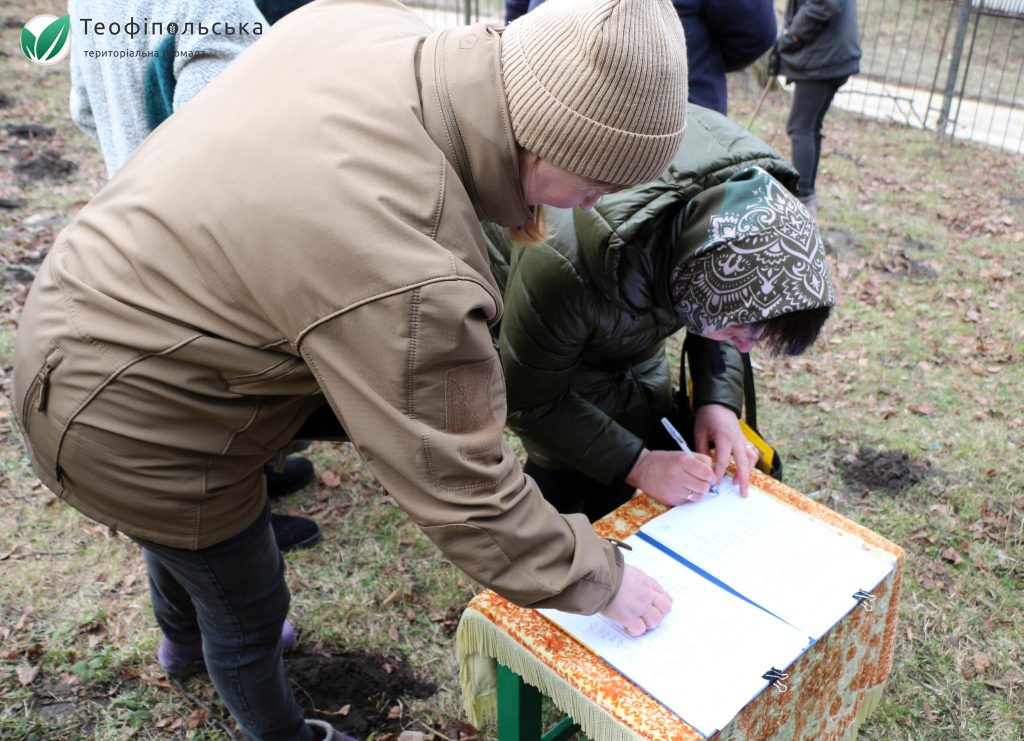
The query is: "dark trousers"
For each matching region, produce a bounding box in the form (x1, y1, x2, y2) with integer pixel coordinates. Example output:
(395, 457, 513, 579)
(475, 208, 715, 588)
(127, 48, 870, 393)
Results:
(524, 460, 637, 524)
(136, 504, 311, 741)
(526, 402, 696, 524)
(136, 403, 350, 741)
(786, 77, 848, 198)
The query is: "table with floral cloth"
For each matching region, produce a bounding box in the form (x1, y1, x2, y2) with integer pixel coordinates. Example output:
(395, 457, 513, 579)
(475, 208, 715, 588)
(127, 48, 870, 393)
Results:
(456, 470, 904, 740)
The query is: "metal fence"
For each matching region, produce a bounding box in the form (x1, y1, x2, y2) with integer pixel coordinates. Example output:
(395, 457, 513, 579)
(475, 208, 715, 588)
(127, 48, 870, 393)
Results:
(405, 0, 502, 29)
(837, 0, 1024, 153)
(404, 0, 1024, 155)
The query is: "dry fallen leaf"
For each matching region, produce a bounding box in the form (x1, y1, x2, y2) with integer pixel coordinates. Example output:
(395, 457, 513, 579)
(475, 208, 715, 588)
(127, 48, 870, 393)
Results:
(974, 651, 992, 674)
(187, 708, 208, 729)
(907, 529, 934, 545)
(16, 664, 40, 685)
(14, 607, 34, 632)
(320, 470, 342, 488)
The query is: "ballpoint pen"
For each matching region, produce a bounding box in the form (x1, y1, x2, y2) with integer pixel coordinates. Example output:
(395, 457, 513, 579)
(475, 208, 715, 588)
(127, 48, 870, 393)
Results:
(660, 417, 720, 497)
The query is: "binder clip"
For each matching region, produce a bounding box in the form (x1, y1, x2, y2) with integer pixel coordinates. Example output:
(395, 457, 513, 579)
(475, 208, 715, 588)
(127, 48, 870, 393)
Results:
(852, 588, 876, 612)
(761, 667, 789, 693)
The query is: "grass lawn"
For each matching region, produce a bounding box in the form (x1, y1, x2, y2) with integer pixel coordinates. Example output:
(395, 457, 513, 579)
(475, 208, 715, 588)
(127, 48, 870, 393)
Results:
(1, 3, 1022, 739)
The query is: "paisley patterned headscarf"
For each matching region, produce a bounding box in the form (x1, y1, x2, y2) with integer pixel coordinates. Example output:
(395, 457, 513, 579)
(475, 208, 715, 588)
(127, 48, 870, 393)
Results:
(670, 167, 834, 334)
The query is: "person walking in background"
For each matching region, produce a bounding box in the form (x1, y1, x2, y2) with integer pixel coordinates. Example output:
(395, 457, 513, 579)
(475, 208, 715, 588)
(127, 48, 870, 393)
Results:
(775, 0, 861, 217)
(16, 0, 689, 737)
(68, 0, 322, 554)
(505, 0, 776, 116)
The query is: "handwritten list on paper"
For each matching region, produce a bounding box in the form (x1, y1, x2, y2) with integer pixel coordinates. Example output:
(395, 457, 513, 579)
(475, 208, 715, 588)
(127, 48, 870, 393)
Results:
(640, 483, 896, 640)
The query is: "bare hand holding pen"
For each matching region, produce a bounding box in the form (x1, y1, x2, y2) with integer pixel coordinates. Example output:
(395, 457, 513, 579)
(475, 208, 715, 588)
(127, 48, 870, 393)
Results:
(625, 447, 717, 507)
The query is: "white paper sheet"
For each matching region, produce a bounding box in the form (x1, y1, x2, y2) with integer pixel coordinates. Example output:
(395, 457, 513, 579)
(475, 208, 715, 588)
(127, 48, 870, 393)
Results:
(541, 537, 811, 737)
(640, 479, 896, 640)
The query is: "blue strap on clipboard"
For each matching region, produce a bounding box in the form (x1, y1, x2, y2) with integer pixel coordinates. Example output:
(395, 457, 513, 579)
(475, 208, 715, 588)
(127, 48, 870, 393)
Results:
(635, 530, 804, 634)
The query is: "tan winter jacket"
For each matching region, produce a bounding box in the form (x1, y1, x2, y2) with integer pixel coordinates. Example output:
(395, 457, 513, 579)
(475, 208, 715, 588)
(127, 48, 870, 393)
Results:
(13, 0, 622, 614)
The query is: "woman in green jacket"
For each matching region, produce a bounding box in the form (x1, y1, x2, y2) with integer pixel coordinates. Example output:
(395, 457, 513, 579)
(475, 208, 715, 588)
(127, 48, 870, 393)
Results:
(487, 106, 834, 521)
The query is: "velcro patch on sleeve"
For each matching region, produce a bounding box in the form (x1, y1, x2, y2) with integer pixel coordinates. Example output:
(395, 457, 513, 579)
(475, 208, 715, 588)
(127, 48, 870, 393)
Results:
(445, 358, 502, 463)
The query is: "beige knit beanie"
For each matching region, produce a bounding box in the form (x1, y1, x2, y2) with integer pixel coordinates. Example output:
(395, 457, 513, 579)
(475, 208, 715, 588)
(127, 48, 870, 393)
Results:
(501, 0, 688, 187)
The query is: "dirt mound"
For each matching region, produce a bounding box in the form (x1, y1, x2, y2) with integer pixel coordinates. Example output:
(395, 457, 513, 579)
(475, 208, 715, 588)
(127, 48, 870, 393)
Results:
(821, 227, 866, 258)
(13, 151, 77, 181)
(6, 123, 56, 139)
(287, 647, 437, 737)
(838, 446, 934, 495)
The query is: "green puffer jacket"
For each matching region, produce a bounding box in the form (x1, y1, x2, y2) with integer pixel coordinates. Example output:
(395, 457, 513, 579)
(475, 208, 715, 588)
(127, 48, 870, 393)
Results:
(485, 105, 803, 485)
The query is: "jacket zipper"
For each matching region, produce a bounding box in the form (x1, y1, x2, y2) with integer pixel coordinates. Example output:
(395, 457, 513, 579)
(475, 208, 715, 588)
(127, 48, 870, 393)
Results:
(35, 359, 58, 412)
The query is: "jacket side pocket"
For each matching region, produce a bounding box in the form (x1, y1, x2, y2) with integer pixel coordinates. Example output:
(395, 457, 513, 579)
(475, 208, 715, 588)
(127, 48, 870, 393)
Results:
(19, 346, 64, 437)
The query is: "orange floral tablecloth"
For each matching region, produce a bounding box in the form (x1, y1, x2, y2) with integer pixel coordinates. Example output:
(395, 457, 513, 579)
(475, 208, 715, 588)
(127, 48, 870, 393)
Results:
(456, 470, 905, 740)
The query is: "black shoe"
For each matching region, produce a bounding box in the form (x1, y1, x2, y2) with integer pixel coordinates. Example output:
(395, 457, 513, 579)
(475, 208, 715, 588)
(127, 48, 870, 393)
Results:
(264, 455, 315, 499)
(271, 513, 321, 552)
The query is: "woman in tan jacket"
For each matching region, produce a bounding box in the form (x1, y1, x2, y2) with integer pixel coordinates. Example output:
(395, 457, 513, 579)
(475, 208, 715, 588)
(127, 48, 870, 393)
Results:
(14, 0, 690, 738)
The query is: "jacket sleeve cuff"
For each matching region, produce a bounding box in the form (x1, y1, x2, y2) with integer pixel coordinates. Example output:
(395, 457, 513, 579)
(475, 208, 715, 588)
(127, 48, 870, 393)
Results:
(686, 335, 745, 414)
(579, 431, 646, 486)
(614, 439, 647, 485)
(522, 515, 625, 615)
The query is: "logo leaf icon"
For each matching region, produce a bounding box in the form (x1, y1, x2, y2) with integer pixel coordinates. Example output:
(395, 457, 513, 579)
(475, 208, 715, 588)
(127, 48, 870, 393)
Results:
(36, 14, 70, 62)
(21, 26, 37, 61)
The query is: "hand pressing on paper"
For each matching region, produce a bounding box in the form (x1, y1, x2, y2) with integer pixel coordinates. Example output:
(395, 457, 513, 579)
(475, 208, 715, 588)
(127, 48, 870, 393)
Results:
(625, 448, 716, 507)
(601, 564, 673, 637)
(695, 404, 760, 498)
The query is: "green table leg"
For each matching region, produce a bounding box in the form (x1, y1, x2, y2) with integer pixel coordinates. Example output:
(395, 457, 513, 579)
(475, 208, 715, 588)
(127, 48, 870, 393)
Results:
(496, 663, 581, 741)
(542, 716, 581, 741)
(497, 662, 542, 740)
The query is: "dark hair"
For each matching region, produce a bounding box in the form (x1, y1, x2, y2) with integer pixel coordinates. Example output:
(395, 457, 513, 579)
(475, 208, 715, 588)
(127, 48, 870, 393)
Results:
(753, 306, 832, 356)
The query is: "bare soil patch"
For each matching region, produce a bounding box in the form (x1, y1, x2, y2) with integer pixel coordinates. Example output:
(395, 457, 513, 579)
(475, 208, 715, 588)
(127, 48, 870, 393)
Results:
(5, 124, 55, 140)
(12, 151, 77, 181)
(838, 446, 935, 496)
(287, 647, 437, 737)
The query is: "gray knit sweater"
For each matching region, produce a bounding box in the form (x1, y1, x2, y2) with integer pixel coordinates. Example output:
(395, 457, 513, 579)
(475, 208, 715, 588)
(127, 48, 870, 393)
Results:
(69, 0, 267, 176)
